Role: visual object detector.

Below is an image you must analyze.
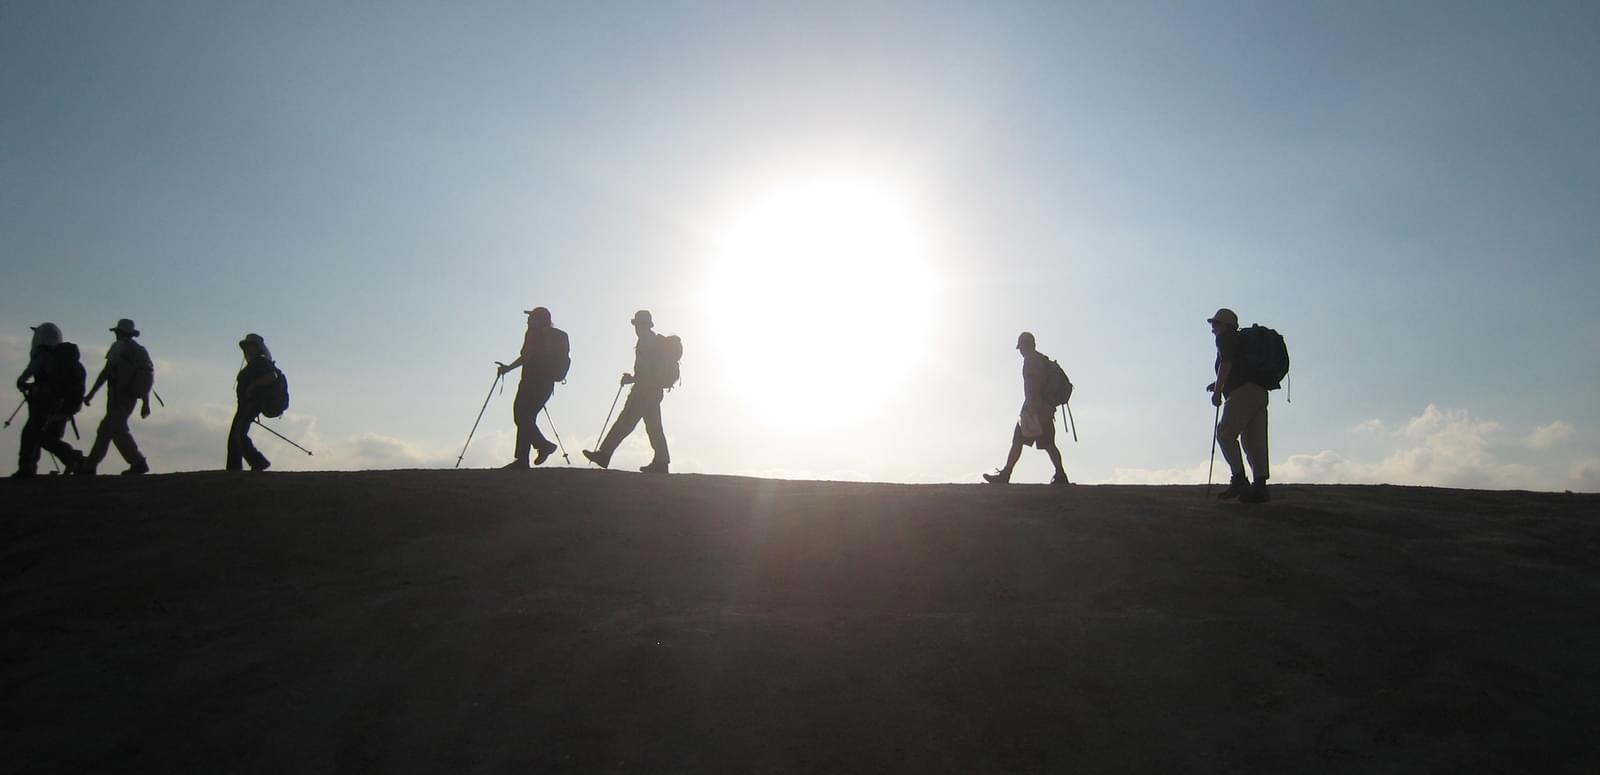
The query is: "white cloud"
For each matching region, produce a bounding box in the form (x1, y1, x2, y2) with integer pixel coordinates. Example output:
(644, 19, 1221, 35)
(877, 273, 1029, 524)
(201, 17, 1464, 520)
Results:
(1526, 420, 1575, 451)
(1278, 405, 1558, 490)
(1571, 460, 1600, 492)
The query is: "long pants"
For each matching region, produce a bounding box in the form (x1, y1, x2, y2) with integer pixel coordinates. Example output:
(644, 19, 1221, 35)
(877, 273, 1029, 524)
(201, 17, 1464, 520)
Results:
(227, 403, 269, 470)
(17, 401, 79, 474)
(512, 378, 554, 461)
(599, 386, 668, 464)
(1218, 382, 1269, 483)
(86, 392, 145, 469)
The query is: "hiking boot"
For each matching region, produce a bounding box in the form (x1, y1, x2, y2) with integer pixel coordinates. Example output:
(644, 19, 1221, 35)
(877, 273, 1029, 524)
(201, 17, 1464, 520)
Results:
(250, 460, 272, 473)
(63, 451, 85, 475)
(533, 442, 558, 466)
(10, 469, 37, 479)
(982, 470, 1011, 484)
(121, 460, 150, 476)
(76, 463, 97, 477)
(582, 449, 610, 469)
(1051, 472, 1072, 485)
(1241, 481, 1271, 504)
(640, 460, 669, 474)
(1217, 476, 1248, 499)
(502, 458, 530, 470)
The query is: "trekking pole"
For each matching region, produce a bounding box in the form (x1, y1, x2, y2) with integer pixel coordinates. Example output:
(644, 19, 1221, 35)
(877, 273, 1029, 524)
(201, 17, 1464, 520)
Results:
(1205, 403, 1221, 497)
(3, 398, 22, 428)
(253, 418, 314, 456)
(592, 383, 624, 461)
(48, 452, 61, 475)
(1064, 401, 1078, 443)
(454, 371, 503, 469)
(153, 390, 166, 408)
(542, 407, 572, 465)
(69, 417, 80, 441)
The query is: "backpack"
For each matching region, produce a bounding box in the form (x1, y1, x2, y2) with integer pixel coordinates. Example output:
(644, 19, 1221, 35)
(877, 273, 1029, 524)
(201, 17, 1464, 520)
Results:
(261, 366, 290, 418)
(1044, 359, 1074, 407)
(1237, 324, 1290, 390)
(658, 334, 684, 388)
(117, 340, 155, 400)
(42, 343, 88, 416)
(546, 327, 572, 383)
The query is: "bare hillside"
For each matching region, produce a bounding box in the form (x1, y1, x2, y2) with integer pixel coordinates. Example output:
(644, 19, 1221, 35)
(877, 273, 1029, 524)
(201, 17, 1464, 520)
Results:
(2, 471, 1597, 773)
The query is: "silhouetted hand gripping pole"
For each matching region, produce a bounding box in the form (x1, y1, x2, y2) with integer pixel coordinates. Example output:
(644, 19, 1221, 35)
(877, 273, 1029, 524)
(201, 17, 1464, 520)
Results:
(455, 370, 503, 469)
(253, 419, 314, 456)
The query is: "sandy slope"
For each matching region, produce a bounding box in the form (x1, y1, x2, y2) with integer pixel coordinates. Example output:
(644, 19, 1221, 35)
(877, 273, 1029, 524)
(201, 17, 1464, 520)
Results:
(2, 471, 1597, 773)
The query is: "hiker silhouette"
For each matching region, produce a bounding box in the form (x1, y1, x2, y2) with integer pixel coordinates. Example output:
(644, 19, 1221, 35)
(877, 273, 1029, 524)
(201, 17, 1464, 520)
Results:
(496, 306, 571, 469)
(80, 319, 152, 476)
(584, 310, 675, 474)
(1207, 308, 1284, 504)
(984, 331, 1070, 485)
(228, 333, 278, 472)
(10, 323, 86, 478)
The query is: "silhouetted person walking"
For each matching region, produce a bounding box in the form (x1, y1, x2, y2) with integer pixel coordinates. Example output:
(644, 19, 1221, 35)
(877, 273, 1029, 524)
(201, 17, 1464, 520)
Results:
(229, 333, 277, 471)
(11, 323, 86, 477)
(497, 306, 571, 468)
(985, 332, 1070, 485)
(81, 319, 152, 476)
(1208, 308, 1270, 503)
(584, 310, 675, 473)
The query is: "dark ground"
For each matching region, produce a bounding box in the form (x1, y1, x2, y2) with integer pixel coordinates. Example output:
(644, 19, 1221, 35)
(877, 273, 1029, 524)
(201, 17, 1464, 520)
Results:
(2, 470, 1598, 773)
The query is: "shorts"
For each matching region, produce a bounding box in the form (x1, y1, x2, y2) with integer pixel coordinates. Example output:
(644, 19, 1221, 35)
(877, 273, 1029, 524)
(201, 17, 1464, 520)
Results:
(1012, 409, 1057, 448)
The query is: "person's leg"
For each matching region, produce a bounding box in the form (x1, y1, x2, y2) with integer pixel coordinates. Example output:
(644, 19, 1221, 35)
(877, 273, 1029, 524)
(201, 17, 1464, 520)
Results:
(40, 416, 80, 468)
(1240, 393, 1271, 503)
(1216, 384, 1267, 499)
(985, 425, 1027, 483)
(598, 388, 645, 457)
(1044, 442, 1068, 482)
(227, 405, 250, 469)
(527, 381, 554, 451)
(107, 394, 146, 469)
(641, 389, 668, 466)
(511, 379, 536, 463)
(84, 402, 116, 471)
(15, 406, 44, 475)
(238, 408, 269, 470)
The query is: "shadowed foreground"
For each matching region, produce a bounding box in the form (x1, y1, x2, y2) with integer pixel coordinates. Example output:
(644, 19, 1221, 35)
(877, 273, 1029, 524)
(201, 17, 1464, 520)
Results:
(3, 471, 1598, 773)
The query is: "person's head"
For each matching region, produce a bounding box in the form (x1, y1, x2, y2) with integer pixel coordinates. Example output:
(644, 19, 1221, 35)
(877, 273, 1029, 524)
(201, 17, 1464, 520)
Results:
(631, 309, 654, 334)
(524, 306, 552, 328)
(239, 332, 270, 360)
(1015, 331, 1037, 355)
(1207, 308, 1239, 334)
(110, 318, 140, 340)
(29, 322, 62, 354)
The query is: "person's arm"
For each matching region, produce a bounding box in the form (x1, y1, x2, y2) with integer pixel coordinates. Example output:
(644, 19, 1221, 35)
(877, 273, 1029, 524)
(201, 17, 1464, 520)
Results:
(1211, 360, 1232, 407)
(84, 365, 111, 404)
(497, 355, 524, 376)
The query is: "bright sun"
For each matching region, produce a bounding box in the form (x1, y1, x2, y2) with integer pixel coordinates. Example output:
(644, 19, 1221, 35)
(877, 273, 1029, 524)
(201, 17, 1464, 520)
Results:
(706, 176, 937, 431)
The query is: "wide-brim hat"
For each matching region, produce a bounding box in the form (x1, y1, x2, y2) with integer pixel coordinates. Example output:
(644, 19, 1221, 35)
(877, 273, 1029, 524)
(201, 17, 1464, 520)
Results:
(239, 332, 266, 349)
(523, 307, 552, 323)
(631, 310, 654, 328)
(109, 318, 140, 337)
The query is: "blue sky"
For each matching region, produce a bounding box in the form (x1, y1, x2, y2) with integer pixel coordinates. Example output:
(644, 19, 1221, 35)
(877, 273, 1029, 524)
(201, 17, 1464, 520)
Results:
(3, 1, 1597, 489)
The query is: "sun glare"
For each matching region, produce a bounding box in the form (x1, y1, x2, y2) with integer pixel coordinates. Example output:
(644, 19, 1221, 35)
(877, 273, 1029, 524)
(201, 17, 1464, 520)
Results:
(706, 176, 937, 431)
